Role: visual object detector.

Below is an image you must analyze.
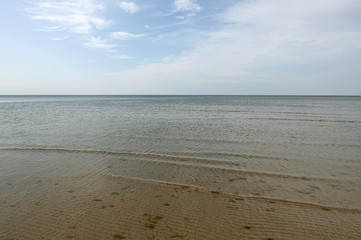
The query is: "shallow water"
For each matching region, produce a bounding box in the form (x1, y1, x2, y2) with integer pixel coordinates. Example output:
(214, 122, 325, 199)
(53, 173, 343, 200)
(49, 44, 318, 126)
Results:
(0, 95, 360, 209)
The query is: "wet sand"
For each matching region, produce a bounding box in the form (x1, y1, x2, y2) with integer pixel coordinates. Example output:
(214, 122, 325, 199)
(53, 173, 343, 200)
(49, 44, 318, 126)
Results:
(1, 150, 360, 240)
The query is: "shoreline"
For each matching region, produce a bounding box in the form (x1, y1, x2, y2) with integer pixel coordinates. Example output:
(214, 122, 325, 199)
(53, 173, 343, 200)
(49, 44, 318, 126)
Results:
(1, 171, 361, 239)
(1, 148, 360, 239)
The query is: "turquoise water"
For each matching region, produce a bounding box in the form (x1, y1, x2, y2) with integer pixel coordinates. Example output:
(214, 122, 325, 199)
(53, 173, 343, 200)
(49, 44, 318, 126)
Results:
(0, 95, 360, 208)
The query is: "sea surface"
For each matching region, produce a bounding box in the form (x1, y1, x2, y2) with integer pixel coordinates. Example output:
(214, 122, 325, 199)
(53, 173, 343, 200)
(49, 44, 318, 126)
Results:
(1, 95, 360, 209)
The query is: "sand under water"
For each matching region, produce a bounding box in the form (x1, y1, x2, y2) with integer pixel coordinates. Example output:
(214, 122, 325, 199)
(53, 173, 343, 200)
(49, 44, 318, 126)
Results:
(1, 148, 360, 240)
(0, 96, 360, 239)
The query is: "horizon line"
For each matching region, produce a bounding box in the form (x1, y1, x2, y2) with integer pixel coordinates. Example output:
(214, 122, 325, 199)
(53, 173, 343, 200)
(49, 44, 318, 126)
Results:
(0, 94, 360, 97)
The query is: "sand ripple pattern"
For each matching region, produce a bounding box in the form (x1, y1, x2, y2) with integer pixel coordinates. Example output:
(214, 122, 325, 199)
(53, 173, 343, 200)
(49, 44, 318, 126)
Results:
(1, 147, 360, 210)
(1, 149, 361, 240)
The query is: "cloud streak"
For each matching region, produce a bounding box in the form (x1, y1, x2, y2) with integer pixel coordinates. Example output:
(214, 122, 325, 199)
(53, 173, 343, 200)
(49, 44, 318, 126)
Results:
(83, 36, 116, 50)
(110, 54, 131, 59)
(26, 0, 111, 34)
(155, 0, 202, 17)
(173, 0, 201, 13)
(118, 1, 139, 14)
(110, 31, 147, 40)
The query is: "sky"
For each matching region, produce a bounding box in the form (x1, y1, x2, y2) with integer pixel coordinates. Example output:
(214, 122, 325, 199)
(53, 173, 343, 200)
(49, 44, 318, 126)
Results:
(0, 0, 360, 95)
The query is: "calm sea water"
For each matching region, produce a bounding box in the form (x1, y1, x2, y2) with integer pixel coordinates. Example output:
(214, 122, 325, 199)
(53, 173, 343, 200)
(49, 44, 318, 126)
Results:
(1, 95, 360, 209)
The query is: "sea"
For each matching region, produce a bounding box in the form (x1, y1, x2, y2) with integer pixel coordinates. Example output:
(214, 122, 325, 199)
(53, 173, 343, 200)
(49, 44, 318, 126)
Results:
(0, 95, 360, 209)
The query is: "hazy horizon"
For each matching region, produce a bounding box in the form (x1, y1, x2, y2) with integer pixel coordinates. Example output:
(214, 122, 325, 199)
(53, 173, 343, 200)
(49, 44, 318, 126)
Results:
(1, 94, 361, 97)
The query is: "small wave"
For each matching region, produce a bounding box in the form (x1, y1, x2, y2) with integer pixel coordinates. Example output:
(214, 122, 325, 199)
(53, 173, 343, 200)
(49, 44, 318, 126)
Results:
(246, 117, 361, 123)
(106, 173, 361, 213)
(0, 147, 292, 162)
(0, 147, 248, 165)
(2, 147, 358, 182)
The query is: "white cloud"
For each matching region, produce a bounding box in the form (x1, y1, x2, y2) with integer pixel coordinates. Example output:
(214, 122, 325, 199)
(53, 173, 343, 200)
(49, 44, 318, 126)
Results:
(173, 0, 201, 13)
(109, 31, 147, 40)
(156, 0, 201, 18)
(118, 1, 139, 14)
(105, 0, 361, 94)
(26, 0, 117, 53)
(110, 54, 131, 59)
(221, 0, 361, 33)
(26, 0, 111, 34)
(83, 36, 116, 50)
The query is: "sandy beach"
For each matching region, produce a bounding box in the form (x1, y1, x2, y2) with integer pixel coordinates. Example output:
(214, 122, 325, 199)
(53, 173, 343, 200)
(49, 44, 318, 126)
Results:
(1, 149, 360, 240)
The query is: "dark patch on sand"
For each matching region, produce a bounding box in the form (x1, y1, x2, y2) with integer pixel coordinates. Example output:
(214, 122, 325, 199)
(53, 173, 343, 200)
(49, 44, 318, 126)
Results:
(113, 233, 125, 239)
(143, 213, 163, 230)
(170, 233, 185, 238)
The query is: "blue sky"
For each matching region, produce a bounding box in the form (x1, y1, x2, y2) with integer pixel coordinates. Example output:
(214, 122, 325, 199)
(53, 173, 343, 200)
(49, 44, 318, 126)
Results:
(0, 0, 360, 95)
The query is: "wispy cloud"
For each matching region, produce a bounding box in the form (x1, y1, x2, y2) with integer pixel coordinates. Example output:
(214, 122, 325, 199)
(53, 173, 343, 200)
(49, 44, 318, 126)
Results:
(83, 36, 116, 50)
(26, 0, 120, 53)
(110, 31, 147, 40)
(118, 1, 139, 14)
(154, 0, 201, 17)
(26, 0, 111, 34)
(110, 54, 131, 59)
(173, 0, 201, 13)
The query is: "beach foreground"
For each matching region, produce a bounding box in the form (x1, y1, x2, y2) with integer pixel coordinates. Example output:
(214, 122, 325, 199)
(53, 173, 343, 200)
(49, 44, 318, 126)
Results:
(1, 150, 360, 240)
